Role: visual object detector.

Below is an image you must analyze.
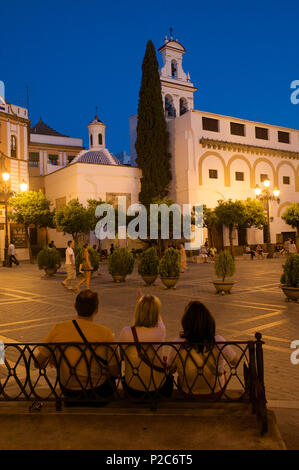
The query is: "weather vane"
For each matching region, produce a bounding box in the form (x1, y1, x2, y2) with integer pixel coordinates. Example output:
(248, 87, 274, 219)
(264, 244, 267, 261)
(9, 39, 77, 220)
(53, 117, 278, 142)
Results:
(169, 27, 173, 39)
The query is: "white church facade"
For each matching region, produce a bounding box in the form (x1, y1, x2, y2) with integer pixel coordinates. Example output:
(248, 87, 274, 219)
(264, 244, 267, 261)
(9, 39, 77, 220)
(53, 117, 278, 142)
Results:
(130, 36, 299, 248)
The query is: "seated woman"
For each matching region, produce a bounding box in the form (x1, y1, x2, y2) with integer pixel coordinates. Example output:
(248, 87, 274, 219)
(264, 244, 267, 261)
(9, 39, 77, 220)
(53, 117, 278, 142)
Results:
(168, 301, 238, 396)
(119, 294, 173, 399)
(256, 244, 263, 255)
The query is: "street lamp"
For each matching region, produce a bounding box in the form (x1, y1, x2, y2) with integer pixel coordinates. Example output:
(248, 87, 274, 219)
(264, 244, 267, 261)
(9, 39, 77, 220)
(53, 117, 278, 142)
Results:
(0, 158, 11, 267)
(254, 179, 280, 246)
(20, 179, 28, 192)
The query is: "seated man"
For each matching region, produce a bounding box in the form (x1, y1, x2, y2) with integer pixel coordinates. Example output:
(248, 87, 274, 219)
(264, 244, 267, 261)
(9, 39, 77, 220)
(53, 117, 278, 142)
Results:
(256, 244, 263, 255)
(245, 245, 256, 260)
(34, 290, 119, 402)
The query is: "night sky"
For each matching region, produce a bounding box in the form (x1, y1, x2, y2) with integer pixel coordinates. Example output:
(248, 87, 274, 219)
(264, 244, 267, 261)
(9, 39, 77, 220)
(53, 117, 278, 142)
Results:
(1, 0, 298, 154)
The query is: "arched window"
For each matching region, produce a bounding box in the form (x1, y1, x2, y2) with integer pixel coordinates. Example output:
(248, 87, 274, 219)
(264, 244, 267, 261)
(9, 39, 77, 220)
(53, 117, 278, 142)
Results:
(11, 135, 17, 158)
(165, 95, 176, 117)
(180, 98, 188, 116)
(171, 60, 178, 79)
(98, 133, 102, 145)
(90, 134, 93, 147)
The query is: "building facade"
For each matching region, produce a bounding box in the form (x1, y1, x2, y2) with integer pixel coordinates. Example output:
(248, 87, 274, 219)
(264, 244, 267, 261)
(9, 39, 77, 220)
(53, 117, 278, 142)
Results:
(130, 36, 299, 248)
(45, 116, 140, 249)
(29, 118, 84, 192)
(0, 100, 30, 261)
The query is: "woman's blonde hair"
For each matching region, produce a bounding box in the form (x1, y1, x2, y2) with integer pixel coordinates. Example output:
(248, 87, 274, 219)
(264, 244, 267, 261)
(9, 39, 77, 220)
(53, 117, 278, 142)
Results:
(133, 295, 161, 328)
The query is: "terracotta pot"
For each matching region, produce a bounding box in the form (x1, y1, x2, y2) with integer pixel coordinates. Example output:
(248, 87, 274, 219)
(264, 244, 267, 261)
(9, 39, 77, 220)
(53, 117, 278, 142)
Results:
(45, 267, 58, 277)
(213, 280, 234, 295)
(160, 277, 179, 289)
(112, 274, 126, 283)
(141, 274, 158, 286)
(281, 285, 299, 302)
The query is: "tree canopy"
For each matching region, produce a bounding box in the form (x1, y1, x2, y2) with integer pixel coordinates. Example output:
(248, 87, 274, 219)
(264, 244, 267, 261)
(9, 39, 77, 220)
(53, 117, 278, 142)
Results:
(282, 203, 299, 235)
(9, 190, 54, 262)
(54, 199, 91, 244)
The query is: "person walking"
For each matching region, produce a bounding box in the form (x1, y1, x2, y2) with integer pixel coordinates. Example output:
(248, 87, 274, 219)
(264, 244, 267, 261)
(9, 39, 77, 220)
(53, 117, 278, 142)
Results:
(179, 244, 187, 273)
(62, 240, 76, 290)
(75, 243, 93, 292)
(8, 242, 20, 267)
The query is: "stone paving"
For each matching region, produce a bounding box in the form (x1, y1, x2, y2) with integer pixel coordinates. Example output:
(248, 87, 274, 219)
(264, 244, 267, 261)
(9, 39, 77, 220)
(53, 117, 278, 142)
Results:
(0, 257, 298, 403)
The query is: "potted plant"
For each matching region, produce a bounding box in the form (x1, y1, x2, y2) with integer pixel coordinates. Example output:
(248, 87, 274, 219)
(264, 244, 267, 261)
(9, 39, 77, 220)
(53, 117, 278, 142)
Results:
(108, 248, 134, 282)
(213, 250, 235, 295)
(138, 247, 159, 286)
(280, 254, 299, 302)
(159, 247, 180, 289)
(37, 248, 61, 277)
(75, 246, 100, 276)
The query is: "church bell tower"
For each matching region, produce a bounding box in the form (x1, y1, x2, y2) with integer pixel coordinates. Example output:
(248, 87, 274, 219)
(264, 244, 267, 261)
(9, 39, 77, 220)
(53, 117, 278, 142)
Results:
(158, 33, 197, 118)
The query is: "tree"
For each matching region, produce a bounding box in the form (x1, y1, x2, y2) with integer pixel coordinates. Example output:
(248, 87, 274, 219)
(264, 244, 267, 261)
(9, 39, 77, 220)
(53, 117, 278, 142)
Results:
(238, 198, 267, 244)
(203, 205, 219, 247)
(282, 203, 299, 237)
(9, 190, 54, 263)
(135, 40, 172, 206)
(214, 199, 246, 256)
(54, 199, 91, 245)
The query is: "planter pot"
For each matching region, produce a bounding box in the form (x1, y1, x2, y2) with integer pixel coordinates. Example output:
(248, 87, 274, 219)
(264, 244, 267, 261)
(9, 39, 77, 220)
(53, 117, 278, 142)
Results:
(112, 274, 126, 283)
(281, 285, 299, 302)
(160, 277, 179, 289)
(44, 267, 58, 277)
(141, 274, 158, 286)
(213, 280, 235, 295)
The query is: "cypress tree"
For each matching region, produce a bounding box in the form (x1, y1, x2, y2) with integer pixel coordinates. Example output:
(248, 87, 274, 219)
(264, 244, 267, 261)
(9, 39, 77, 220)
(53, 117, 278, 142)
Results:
(135, 40, 172, 206)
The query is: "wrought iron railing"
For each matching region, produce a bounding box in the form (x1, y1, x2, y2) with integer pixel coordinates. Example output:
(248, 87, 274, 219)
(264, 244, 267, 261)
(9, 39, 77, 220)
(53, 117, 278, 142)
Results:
(0, 332, 267, 434)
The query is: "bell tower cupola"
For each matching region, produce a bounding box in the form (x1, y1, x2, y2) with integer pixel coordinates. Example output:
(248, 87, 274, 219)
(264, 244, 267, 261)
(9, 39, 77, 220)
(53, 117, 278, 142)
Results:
(158, 33, 197, 118)
(88, 115, 106, 150)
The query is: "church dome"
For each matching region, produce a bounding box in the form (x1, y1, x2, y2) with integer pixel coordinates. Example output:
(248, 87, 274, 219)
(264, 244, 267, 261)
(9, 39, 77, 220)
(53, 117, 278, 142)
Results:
(70, 148, 120, 165)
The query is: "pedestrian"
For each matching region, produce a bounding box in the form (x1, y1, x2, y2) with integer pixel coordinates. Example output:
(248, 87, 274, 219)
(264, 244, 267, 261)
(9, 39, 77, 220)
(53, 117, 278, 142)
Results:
(110, 243, 115, 255)
(62, 240, 76, 290)
(75, 243, 93, 292)
(289, 240, 297, 254)
(179, 244, 187, 273)
(49, 240, 56, 249)
(8, 242, 20, 267)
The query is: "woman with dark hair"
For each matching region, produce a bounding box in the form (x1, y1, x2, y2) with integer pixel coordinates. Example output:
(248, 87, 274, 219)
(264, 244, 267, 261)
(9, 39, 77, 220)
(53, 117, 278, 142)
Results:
(169, 301, 237, 396)
(75, 243, 93, 292)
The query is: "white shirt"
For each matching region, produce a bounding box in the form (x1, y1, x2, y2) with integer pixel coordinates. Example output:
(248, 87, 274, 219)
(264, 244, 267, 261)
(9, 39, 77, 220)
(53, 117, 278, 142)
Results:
(65, 247, 75, 265)
(8, 244, 15, 256)
(119, 319, 166, 391)
(168, 335, 236, 395)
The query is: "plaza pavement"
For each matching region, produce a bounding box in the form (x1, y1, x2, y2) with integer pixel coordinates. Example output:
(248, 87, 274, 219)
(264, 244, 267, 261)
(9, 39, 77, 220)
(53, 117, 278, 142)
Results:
(0, 257, 298, 448)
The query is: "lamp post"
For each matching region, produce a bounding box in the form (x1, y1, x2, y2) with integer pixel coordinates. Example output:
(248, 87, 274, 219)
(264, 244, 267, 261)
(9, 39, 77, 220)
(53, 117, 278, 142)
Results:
(254, 178, 280, 246)
(0, 151, 28, 266)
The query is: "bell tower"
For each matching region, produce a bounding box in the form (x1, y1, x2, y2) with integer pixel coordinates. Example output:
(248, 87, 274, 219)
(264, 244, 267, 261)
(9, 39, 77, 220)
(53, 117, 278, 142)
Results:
(158, 33, 197, 118)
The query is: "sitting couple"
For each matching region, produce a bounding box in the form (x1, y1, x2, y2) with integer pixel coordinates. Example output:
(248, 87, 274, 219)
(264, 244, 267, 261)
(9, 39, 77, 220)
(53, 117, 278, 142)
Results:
(35, 290, 238, 402)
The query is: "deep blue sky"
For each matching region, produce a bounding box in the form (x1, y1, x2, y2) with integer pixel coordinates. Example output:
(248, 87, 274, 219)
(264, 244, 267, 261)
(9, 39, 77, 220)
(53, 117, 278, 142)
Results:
(1, 0, 298, 154)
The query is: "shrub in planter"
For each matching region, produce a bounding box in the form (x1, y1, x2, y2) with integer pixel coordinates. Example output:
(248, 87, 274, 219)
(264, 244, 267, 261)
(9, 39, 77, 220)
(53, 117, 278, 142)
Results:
(280, 254, 299, 302)
(213, 250, 235, 294)
(159, 248, 180, 289)
(108, 248, 134, 282)
(37, 248, 61, 276)
(75, 247, 100, 275)
(138, 247, 159, 285)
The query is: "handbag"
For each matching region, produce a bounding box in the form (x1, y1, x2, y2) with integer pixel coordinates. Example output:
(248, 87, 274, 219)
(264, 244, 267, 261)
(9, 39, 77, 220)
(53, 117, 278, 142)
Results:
(131, 326, 171, 374)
